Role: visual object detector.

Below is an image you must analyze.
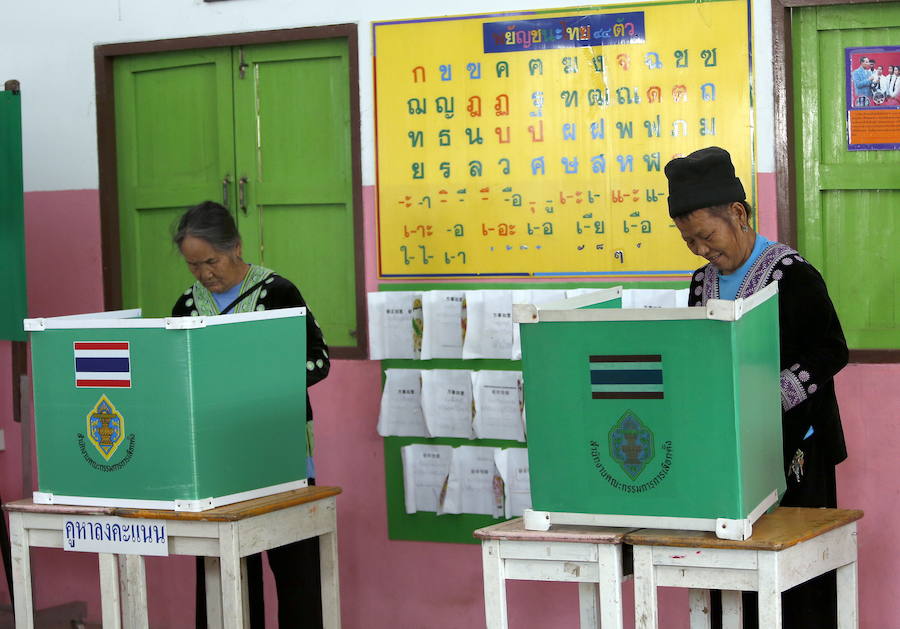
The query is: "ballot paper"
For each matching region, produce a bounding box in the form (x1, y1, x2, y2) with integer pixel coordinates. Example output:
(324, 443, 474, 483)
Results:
(622, 289, 679, 309)
(401, 444, 453, 514)
(420, 369, 474, 438)
(438, 445, 504, 517)
(472, 370, 525, 441)
(494, 448, 532, 518)
(462, 290, 514, 359)
(377, 369, 428, 437)
(421, 290, 466, 359)
(367, 291, 423, 359)
(511, 289, 567, 360)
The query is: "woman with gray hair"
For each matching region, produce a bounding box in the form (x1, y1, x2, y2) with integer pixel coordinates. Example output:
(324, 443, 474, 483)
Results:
(172, 200, 329, 629)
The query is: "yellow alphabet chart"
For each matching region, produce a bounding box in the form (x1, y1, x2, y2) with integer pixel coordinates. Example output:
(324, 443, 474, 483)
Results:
(373, 0, 755, 278)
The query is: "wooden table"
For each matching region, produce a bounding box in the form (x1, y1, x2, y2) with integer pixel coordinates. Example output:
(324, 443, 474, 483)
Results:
(4, 486, 342, 629)
(624, 507, 863, 629)
(474, 518, 633, 629)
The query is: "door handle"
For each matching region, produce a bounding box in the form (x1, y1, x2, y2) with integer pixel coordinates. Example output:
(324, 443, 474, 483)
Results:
(239, 176, 248, 215)
(222, 175, 230, 207)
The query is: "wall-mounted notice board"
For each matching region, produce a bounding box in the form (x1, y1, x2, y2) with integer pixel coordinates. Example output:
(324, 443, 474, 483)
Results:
(373, 0, 755, 279)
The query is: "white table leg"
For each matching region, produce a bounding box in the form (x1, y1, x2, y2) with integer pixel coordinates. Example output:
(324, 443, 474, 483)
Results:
(596, 544, 625, 629)
(481, 540, 508, 629)
(578, 583, 600, 629)
(632, 545, 658, 629)
(98, 553, 122, 629)
(688, 589, 711, 629)
(218, 524, 244, 629)
(8, 513, 34, 629)
(757, 553, 782, 629)
(720, 590, 743, 629)
(204, 557, 223, 629)
(118, 554, 149, 629)
(319, 529, 341, 629)
(836, 559, 859, 629)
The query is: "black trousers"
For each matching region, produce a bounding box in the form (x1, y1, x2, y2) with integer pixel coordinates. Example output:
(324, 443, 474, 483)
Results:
(195, 484, 323, 629)
(712, 434, 838, 629)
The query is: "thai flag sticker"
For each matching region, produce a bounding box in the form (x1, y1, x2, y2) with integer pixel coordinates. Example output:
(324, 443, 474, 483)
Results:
(74, 342, 131, 388)
(589, 354, 663, 399)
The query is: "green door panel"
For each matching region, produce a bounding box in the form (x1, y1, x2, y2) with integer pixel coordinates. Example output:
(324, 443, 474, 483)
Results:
(233, 40, 357, 347)
(115, 48, 237, 317)
(0, 88, 27, 340)
(792, 4, 900, 350)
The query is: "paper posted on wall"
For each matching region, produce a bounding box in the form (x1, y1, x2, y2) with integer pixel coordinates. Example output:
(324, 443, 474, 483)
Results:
(367, 291, 423, 359)
(401, 444, 453, 514)
(511, 289, 568, 359)
(438, 445, 504, 518)
(471, 370, 525, 441)
(421, 290, 466, 359)
(494, 448, 532, 518)
(420, 369, 474, 438)
(377, 369, 429, 437)
(462, 290, 514, 359)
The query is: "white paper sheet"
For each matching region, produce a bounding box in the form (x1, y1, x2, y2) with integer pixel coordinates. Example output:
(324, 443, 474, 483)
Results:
(462, 290, 514, 359)
(377, 369, 428, 437)
(367, 291, 423, 359)
(401, 444, 453, 514)
(622, 289, 679, 309)
(494, 448, 532, 518)
(472, 370, 525, 441)
(420, 369, 474, 438)
(438, 445, 504, 517)
(511, 289, 567, 359)
(421, 290, 466, 359)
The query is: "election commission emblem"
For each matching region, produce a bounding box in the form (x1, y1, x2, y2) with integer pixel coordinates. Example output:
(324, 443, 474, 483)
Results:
(608, 410, 655, 480)
(86, 395, 125, 460)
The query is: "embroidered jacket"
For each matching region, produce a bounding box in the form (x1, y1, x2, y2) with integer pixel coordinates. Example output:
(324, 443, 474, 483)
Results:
(688, 243, 848, 467)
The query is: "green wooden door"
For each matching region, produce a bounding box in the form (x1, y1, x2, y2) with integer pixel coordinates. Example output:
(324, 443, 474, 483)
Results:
(114, 48, 236, 317)
(114, 39, 359, 349)
(234, 40, 358, 348)
(792, 3, 900, 350)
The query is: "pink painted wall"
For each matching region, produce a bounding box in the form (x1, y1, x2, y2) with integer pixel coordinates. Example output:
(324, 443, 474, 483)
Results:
(0, 175, 896, 627)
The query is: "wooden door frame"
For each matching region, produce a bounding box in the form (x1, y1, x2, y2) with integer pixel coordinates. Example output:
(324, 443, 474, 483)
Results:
(94, 23, 368, 359)
(771, 0, 897, 363)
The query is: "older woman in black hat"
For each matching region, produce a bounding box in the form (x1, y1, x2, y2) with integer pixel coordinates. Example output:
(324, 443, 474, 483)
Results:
(665, 147, 849, 629)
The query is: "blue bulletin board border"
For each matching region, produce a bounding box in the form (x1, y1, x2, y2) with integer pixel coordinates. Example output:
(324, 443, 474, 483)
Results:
(373, 0, 756, 280)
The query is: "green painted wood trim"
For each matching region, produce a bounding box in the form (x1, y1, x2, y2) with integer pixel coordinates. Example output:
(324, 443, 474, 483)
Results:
(819, 164, 900, 189)
(0, 89, 27, 342)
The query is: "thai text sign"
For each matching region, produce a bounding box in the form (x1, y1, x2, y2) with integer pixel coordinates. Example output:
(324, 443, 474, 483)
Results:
(374, 1, 755, 278)
(64, 516, 169, 556)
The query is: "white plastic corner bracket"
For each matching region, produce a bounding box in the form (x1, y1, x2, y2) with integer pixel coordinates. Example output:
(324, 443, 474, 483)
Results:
(512, 303, 540, 324)
(23, 318, 46, 332)
(165, 317, 207, 330)
(523, 509, 552, 531)
(174, 497, 215, 512)
(706, 298, 743, 322)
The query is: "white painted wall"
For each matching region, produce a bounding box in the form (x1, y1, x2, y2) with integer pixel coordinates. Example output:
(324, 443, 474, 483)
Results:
(2, 0, 774, 192)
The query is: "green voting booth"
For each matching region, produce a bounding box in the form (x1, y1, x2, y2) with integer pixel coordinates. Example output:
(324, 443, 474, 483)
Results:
(25, 308, 308, 511)
(516, 283, 785, 540)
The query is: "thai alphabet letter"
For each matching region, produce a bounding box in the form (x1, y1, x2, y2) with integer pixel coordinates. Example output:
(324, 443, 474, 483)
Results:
(412, 162, 425, 179)
(467, 96, 482, 117)
(498, 158, 511, 175)
(700, 83, 716, 101)
(467, 62, 482, 79)
(616, 121, 633, 139)
(643, 152, 661, 171)
(594, 221, 605, 234)
(616, 87, 633, 105)
(407, 98, 426, 115)
(617, 155, 634, 172)
(563, 123, 576, 141)
(468, 160, 483, 176)
(440, 64, 452, 81)
(528, 120, 544, 142)
(672, 85, 688, 102)
(647, 86, 662, 103)
(440, 162, 451, 178)
(494, 126, 510, 143)
(591, 154, 606, 173)
(408, 131, 423, 147)
(591, 120, 605, 139)
(561, 157, 579, 174)
(644, 52, 662, 69)
(400, 246, 410, 265)
(466, 127, 484, 144)
(412, 66, 425, 83)
(452, 224, 464, 236)
(561, 90, 578, 107)
(421, 196, 432, 208)
(530, 91, 544, 117)
(494, 94, 509, 116)
(671, 119, 687, 136)
(512, 193, 522, 206)
(436, 96, 455, 118)
(641, 220, 652, 233)
(614, 23, 625, 37)
(531, 156, 545, 175)
(616, 54, 630, 70)
(614, 250, 624, 263)
(674, 49, 688, 68)
(496, 61, 509, 78)
(562, 56, 578, 73)
(439, 129, 451, 146)
(529, 58, 543, 75)
(592, 55, 604, 72)
(588, 88, 609, 106)
(701, 48, 718, 67)
(644, 115, 661, 137)
(700, 117, 717, 136)
(418, 245, 431, 264)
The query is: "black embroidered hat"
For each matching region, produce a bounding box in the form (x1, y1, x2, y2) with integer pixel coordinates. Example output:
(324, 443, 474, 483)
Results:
(664, 146, 746, 218)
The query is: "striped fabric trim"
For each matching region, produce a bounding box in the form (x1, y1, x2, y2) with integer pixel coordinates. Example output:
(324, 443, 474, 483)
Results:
(589, 355, 663, 399)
